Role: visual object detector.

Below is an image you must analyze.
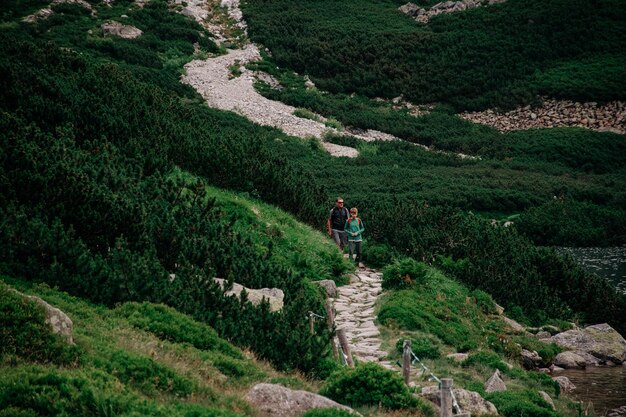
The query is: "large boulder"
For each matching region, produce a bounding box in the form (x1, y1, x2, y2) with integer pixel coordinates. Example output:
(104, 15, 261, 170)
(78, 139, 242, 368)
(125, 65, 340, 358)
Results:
(214, 278, 284, 312)
(398, 2, 421, 16)
(102, 21, 143, 39)
(502, 316, 525, 333)
(17, 292, 74, 344)
(520, 349, 542, 369)
(245, 383, 358, 417)
(554, 351, 587, 369)
(538, 391, 555, 410)
(484, 369, 506, 393)
(552, 376, 576, 393)
(314, 280, 338, 298)
(421, 386, 498, 416)
(551, 323, 626, 364)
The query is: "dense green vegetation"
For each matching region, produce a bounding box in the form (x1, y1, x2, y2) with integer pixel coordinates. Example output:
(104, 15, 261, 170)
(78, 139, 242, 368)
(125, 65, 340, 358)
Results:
(319, 363, 433, 412)
(1, 0, 624, 389)
(0, 279, 260, 416)
(0, 3, 351, 373)
(243, 0, 626, 110)
(376, 266, 566, 415)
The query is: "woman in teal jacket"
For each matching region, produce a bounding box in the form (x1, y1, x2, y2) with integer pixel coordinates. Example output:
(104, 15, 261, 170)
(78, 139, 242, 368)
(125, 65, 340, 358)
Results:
(344, 207, 365, 267)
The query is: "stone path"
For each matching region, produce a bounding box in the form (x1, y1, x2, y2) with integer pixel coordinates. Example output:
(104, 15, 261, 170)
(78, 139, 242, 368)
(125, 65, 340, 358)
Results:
(333, 267, 394, 369)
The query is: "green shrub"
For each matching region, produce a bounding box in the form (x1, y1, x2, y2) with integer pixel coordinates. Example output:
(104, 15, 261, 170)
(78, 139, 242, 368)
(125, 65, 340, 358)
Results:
(293, 108, 322, 122)
(395, 338, 440, 360)
(0, 283, 80, 365)
(470, 289, 498, 315)
(486, 390, 559, 417)
(362, 242, 395, 269)
(319, 363, 419, 410)
(115, 302, 243, 359)
(93, 350, 194, 397)
(462, 351, 509, 373)
(382, 258, 428, 290)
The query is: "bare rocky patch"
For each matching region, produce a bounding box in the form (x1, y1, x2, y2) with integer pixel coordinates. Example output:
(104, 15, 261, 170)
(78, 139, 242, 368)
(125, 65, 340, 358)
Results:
(460, 98, 625, 134)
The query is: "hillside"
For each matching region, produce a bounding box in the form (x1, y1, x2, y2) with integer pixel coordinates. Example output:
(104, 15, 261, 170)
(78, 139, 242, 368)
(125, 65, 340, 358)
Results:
(1, 278, 265, 416)
(1, 0, 626, 415)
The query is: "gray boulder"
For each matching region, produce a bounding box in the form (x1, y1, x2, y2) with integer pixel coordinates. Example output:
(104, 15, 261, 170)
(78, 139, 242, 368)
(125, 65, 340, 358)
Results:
(102, 21, 143, 39)
(554, 351, 587, 369)
(484, 369, 506, 393)
(520, 349, 542, 369)
(398, 2, 421, 16)
(18, 292, 74, 344)
(552, 376, 576, 393)
(551, 323, 626, 365)
(421, 386, 498, 416)
(245, 383, 358, 417)
(446, 353, 469, 362)
(314, 280, 338, 298)
(214, 278, 284, 312)
(502, 316, 525, 332)
(538, 391, 555, 410)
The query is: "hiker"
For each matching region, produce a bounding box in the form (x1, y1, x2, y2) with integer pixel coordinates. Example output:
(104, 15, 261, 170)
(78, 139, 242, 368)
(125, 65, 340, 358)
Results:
(327, 197, 349, 251)
(345, 207, 365, 267)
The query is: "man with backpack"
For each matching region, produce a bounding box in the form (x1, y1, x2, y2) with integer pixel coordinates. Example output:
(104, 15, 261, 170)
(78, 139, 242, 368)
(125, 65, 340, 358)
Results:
(327, 197, 349, 251)
(344, 207, 365, 268)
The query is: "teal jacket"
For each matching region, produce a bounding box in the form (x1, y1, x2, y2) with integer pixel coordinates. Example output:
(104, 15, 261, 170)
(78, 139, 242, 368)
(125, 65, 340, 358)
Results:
(344, 217, 364, 242)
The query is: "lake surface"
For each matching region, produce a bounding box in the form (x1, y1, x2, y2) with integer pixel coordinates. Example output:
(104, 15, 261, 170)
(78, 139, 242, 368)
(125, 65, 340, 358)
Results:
(554, 247, 626, 294)
(556, 366, 626, 414)
(552, 247, 626, 412)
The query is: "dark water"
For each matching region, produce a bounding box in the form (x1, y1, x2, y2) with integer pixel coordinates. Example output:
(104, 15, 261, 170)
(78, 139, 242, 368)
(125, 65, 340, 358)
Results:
(554, 247, 626, 294)
(552, 247, 626, 413)
(556, 366, 626, 414)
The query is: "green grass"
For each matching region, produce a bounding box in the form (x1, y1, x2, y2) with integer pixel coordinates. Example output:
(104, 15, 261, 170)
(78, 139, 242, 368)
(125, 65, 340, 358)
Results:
(169, 168, 353, 284)
(0, 277, 267, 416)
(375, 265, 568, 415)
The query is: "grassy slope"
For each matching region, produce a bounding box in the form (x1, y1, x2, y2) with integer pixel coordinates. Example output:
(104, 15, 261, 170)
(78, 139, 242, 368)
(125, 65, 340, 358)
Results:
(376, 266, 571, 416)
(169, 169, 352, 284)
(0, 278, 271, 416)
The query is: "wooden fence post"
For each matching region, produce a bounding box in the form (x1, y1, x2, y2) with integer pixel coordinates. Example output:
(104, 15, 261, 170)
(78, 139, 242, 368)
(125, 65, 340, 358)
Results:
(402, 339, 411, 386)
(337, 328, 354, 367)
(441, 378, 453, 417)
(309, 312, 314, 335)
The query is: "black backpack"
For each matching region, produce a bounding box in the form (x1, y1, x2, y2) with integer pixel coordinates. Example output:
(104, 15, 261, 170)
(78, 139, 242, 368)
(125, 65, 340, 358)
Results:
(330, 207, 349, 229)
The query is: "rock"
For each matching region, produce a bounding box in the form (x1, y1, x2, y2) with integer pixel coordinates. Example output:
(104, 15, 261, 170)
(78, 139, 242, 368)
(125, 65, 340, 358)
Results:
(554, 351, 587, 369)
(484, 369, 507, 393)
(551, 323, 626, 365)
(447, 353, 469, 362)
(494, 303, 504, 315)
(421, 386, 498, 416)
(538, 391, 555, 410)
(102, 21, 143, 39)
(213, 278, 284, 312)
(535, 330, 552, 340)
(245, 383, 358, 417)
(521, 349, 542, 369)
(303, 75, 315, 89)
(552, 376, 576, 393)
(503, 316, 525, 332)
(398, 1, 421, 15)
(16, 291, 74, 344)
(314, 280, 338, 298)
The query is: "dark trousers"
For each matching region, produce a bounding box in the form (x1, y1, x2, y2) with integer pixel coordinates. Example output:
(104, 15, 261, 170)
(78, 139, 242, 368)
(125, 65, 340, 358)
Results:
(349, 241, 362, 263)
